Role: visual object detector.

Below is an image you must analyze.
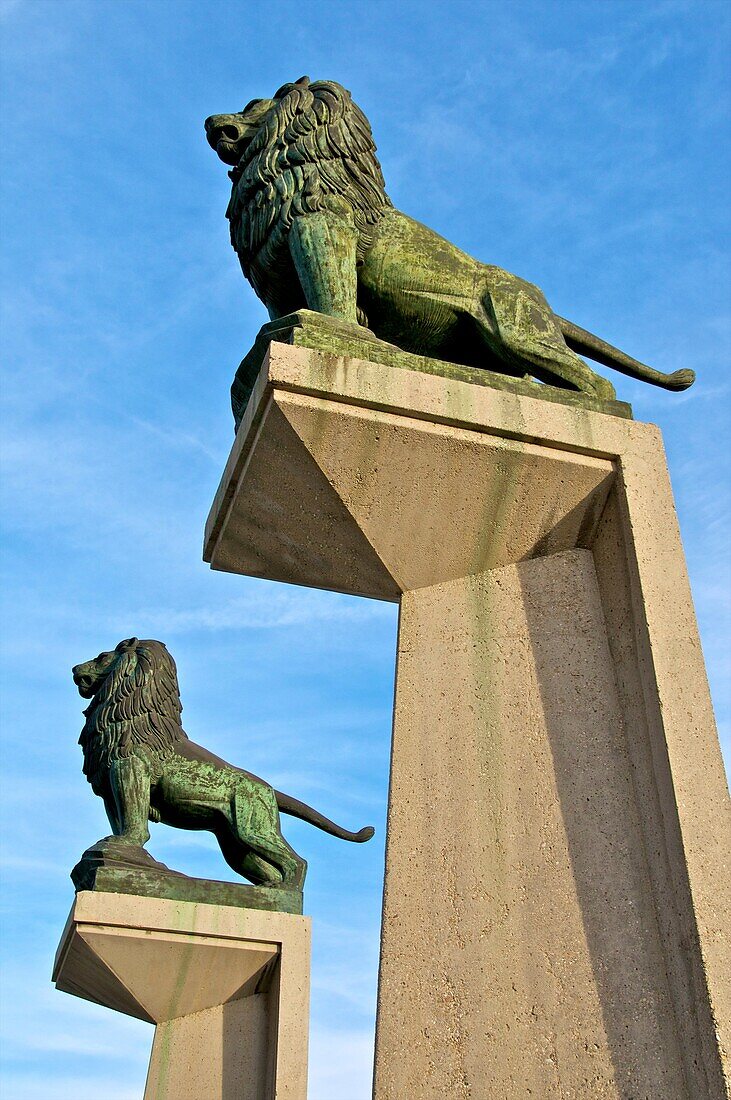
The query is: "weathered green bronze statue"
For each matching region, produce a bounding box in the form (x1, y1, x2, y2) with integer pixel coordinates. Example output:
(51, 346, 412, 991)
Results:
(71, 637, 373, 908)
(205, 76, 694, 413)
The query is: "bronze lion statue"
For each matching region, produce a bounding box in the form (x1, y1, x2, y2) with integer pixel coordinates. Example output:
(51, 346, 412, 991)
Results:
(205, 76, 694, 408)
(72, 637, 373, 890)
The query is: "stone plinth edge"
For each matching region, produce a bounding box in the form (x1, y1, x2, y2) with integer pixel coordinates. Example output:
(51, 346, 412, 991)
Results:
(230, 309, 632, 429)
(71, 840, 303, 914)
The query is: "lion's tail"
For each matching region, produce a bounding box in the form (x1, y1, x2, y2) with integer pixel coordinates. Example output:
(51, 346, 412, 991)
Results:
(275, 790, 375, 843)
(558, 317, 695, 391)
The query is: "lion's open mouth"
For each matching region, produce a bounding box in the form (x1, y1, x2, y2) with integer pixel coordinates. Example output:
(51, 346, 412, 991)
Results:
(217, 124, 242, 144)
(73, 673, 95, 697)
(216, 137, 238, 157)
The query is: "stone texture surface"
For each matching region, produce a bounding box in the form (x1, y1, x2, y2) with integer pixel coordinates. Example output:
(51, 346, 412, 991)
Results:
(147, 998, 269, 1100)
(205, 343, 730, 1098)
(53, 891, 310, 1099)
(377, 551, 686, 1097)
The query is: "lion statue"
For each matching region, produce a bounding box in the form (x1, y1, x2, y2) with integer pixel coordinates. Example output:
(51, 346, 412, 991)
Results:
(72, 637, 374, 890)
(205, 76, 694, 407)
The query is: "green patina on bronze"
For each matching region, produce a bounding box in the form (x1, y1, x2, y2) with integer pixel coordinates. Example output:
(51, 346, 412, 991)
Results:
(205, 76, 694, 424)
(71, 638, 374, 912)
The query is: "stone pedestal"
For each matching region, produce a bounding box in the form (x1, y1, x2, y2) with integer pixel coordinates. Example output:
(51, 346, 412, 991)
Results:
(205, 341, 730, 1098)
(53, 891, 310, 1099)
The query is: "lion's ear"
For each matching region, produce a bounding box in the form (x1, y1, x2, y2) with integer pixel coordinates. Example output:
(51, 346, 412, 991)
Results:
(274, 77, 310, 100)
(117, 637, 139, 651)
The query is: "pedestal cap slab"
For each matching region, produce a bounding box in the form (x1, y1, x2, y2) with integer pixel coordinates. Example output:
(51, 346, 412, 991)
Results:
(53, 891, 306, 1023)
(205, 343, 630, 597)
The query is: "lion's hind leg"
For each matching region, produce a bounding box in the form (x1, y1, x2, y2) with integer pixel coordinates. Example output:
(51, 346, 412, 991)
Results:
(230, 782, 307, 889)
(477, 271, 616, 400)
(216, 832, 283, 887)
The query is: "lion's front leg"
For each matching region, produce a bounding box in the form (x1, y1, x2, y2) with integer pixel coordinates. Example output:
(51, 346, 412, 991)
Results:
(102, 792, 121, 836)
(288, 208, 359, 324)
(109, 756, 151, 847)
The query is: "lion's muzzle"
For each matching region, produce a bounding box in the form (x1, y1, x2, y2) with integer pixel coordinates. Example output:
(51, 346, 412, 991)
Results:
(205, 114, 252, 165)
(72, 665, 95, 698)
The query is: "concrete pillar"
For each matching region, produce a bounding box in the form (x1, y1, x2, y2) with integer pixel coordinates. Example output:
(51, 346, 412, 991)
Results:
(204, 341, 730, 1098)
(53, 891, 310, 1099)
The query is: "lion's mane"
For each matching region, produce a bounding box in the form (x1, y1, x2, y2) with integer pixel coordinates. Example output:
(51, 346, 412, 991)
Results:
(79, 640, 187, 795)
(226, 78, 393, 303)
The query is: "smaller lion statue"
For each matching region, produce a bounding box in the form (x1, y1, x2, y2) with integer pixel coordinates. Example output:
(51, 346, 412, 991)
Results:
(72, 637, 374, 891)
(206, 76, 694, 407)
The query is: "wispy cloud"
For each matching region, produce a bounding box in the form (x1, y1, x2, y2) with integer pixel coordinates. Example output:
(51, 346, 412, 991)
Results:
(130, 588, 392, 633)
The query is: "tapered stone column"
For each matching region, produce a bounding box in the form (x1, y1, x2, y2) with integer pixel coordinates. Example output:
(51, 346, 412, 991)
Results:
(53, 891, 310, 1099)
(205, 340, 730, 1099)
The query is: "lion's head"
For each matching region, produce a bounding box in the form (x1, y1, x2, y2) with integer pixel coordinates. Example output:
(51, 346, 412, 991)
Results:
(73, 638, 186, 793)
(205, 76, 392, 306)
(205, 96, 277, 167)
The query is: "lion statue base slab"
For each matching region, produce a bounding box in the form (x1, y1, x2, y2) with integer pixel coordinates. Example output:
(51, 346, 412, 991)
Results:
(71, 836, 304, 914)
(231, 308, 633, 430)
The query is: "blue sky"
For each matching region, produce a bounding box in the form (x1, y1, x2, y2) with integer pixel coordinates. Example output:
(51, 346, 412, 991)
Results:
(1, 1, 729, 1097)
